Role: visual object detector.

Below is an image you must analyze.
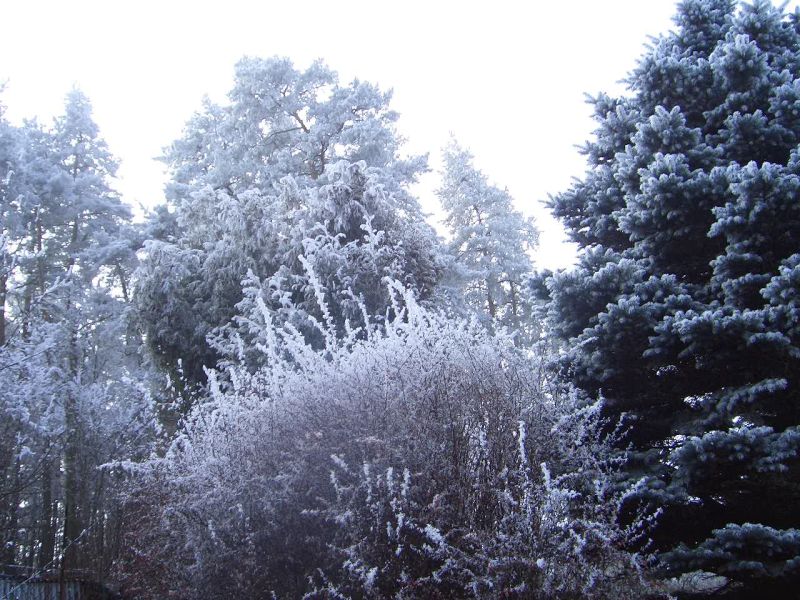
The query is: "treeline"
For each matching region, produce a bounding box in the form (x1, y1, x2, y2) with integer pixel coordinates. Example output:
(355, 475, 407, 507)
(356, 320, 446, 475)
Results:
(1, 0, 799, 598)
(0, 89, 156, 583)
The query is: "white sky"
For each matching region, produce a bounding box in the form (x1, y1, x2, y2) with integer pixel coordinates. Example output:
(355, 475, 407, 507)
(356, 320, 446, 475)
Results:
(2, 0, 706, 269)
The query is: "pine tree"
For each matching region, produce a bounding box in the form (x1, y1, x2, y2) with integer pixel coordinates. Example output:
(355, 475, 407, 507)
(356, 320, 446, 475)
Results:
(136, 57, 443, 389)
(437, 140, 538, 334)
(0, 90, 156, 577)
(543, 1, 800, 594)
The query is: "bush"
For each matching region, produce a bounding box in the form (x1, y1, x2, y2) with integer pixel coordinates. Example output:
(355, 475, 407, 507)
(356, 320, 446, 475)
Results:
(117, 279, 660, 599)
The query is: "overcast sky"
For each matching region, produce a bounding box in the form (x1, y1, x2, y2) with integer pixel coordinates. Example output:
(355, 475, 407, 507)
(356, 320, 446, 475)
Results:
(2, 1, 706, 269)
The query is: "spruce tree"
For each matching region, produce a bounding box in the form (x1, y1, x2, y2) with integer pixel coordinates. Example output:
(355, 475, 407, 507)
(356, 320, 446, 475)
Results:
(543, 1, 800, 594)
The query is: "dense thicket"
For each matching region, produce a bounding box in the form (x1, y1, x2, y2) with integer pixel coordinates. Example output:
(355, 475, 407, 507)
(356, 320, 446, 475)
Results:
(118, 282, 655, 599)
(541, 0, 800, 595)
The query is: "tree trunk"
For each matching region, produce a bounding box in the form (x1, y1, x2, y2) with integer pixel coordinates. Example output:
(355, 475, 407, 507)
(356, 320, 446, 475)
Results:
(115, 262, 129, 304)
(509, 280, 518, 319)
(485, 281, 496, 320)
(471, 205, 498, 321)
(0, 270, 6, 346)
(0, 459, 20, 566)
(62, 379, 81, 574)
(38, 460, 56, 567)
(60, 218, 82, 575)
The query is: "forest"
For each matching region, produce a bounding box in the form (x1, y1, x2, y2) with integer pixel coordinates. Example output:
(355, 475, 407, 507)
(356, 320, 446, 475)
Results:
(1, 0, 799, 598)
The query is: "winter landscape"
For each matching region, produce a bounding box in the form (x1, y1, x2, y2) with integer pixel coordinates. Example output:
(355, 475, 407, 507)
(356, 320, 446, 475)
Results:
(1, 0, 800, 598)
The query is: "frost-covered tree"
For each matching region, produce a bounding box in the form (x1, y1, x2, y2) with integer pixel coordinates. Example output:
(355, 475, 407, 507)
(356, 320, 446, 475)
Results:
(135, 57, 443, 389)
(119, 280, 659, 599)
(0, 88, 15, 349)
(165, 57, 425, 197)
(437, 140, 538, 334)
(541, 1, 800, 594)
(0, 90, 156, 578)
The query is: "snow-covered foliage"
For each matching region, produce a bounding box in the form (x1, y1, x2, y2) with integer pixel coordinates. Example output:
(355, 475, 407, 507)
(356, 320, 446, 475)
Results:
(10, 10, 800, 595)
(437, 140, 539, 339)
(135, 57, 443, 390)
(0, 89, 157, 577)
(540, 0, 800, 594)
(120, 282, 657, 599)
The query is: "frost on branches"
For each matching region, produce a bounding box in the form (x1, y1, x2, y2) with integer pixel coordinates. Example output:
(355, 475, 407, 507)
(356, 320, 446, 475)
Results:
(436, 139, 539, 340)
(0, 89, 157, 578)
(134, 57, 442, 392)
(541, 0, 800, 594)
(119, 279, 658, 599)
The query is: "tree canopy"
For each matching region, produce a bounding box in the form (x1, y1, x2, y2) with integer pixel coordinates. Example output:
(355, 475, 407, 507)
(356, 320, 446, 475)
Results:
(135, 57, 443, 389)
